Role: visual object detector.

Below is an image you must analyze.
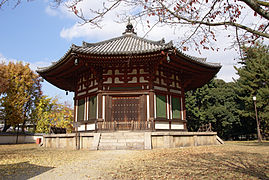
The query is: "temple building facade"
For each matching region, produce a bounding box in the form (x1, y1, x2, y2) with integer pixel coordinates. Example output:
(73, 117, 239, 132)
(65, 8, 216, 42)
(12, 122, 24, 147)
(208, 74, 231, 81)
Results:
(37, 23, 221, 133)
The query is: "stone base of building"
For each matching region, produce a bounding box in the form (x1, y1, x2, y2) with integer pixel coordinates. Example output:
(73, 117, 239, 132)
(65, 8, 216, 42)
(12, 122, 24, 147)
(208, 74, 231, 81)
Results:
(43, 131, 223, 150)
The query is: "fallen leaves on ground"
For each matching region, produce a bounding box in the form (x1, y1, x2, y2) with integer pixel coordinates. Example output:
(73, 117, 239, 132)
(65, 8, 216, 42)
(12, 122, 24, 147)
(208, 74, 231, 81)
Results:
(0, 141, 268, 179)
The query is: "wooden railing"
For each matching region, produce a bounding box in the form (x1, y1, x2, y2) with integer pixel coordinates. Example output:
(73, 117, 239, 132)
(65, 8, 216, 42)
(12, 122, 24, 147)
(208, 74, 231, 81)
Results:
(96, 121, 151, 131)
(197, 123, 212, 132)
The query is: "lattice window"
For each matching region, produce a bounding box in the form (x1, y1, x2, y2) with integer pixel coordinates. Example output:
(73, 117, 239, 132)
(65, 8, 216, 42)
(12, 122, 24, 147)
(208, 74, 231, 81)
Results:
(77, 99, 85, 121)
(88, 96, 97, 120)
(172, 96, 181, 119)
(156, 94, 166, 118)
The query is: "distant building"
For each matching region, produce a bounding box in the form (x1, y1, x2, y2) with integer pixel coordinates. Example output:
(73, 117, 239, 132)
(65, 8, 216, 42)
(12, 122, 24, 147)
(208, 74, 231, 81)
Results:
(37, 22, 221, 132)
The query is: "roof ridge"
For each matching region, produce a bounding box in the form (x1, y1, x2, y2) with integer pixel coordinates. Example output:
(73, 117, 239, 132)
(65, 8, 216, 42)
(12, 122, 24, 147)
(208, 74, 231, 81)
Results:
(82, 34, 171, 48)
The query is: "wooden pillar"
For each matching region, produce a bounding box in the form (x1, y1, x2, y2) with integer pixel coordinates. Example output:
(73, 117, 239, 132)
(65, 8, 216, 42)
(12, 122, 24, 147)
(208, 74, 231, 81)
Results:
(182, 89, 187, 130)
(148, 63, 157, 131)
(97, 93, 102, 121)
(168, 95, 171, 130)
(73, 96, 77, 123)
(149, 90, 155, 130)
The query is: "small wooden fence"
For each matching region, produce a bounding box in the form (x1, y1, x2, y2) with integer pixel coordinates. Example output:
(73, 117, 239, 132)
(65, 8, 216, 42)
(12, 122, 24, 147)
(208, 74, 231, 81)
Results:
(96, 121, 150, 131)
(198, 123, 212, 132)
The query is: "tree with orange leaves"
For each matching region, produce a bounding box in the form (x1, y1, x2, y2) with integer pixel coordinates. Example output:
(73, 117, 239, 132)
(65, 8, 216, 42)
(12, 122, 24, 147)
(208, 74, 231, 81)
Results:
(0, 61, 42, 132)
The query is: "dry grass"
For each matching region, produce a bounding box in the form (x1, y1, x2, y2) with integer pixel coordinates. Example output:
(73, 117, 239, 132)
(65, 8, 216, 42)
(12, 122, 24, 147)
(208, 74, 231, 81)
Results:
(111, 142, 269, 179)
(0, 141, 268, 179)
(0, 144, 99, 179)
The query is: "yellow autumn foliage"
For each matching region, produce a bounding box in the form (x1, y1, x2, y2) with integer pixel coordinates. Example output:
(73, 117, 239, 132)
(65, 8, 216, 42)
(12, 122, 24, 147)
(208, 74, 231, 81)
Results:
(35, 96, 73, 133)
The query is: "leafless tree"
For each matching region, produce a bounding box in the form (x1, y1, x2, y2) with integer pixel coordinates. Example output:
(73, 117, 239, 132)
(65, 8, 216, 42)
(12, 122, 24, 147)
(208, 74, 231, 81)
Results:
(1, 0, 268, 51)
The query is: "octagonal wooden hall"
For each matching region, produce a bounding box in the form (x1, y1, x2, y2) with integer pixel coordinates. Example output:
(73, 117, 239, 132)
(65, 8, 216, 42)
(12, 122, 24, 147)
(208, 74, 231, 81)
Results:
(37, 23, 221, 132)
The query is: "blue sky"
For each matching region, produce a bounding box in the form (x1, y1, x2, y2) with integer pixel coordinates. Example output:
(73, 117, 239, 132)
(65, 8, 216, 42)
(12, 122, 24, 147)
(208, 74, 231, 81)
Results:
(0, 0, 242, 106)
(0, 0, 79, 105)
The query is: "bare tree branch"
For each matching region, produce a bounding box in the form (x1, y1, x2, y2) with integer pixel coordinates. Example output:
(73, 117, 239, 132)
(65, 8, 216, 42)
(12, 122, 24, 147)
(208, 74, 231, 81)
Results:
(239, 0, 269, 20)
(0, 0, 8, 9)
(67, 0, 122, 26)
(256, 0, 269, 7)
(181, 0, 220, 46)
(158, 1, 269, 39)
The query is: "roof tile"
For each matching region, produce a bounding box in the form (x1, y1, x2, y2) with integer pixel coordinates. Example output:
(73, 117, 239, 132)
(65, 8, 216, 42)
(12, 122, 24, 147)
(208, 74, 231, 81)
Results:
(75, 34, 172, 55)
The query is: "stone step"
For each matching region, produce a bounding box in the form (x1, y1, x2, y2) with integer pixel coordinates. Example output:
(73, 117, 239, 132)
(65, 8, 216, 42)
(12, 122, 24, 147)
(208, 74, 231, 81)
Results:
(99, 138, 118, 143)
(100, 135, 145, 139)
(99, 142, 127, 146)
(98, 142, 144, 150)
(97, 132, 146, 150)
(98, 145, 117, 150)
(101, 132, 145, 137)
(100, 136, 145, 139)
(100, 138, 144, 143)
(118, 138, 144, 143)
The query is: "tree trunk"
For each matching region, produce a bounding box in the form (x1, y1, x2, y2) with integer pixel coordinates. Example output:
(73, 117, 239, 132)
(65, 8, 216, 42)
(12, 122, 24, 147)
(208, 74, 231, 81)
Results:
(16, 124, 19, 144)
(33, 124, 36, 133)
(22, 120, 25, 133)
(2, 120, 11, 132)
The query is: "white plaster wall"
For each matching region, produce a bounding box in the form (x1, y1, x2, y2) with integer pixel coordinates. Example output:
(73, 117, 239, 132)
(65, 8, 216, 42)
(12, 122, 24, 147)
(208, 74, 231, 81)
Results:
(78, 125, 85, 131)
(155, 122, 169, 129)
(0, 135, 43, 144)
(171, 123, 184, 130)
(86, 124, 95, 131)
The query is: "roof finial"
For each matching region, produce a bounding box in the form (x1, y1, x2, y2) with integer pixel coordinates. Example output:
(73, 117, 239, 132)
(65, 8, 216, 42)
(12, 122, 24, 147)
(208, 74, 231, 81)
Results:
(123, 17, 136, 35)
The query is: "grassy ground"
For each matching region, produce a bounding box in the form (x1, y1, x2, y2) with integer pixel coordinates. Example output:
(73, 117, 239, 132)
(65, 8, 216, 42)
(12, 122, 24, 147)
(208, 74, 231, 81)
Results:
(0, 141, 268, 179)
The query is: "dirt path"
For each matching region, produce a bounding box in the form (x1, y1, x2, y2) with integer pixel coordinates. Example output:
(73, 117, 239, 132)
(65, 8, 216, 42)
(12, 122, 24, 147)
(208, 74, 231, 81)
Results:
(30, 150, 138, 180)
(1, 143, 268, 179)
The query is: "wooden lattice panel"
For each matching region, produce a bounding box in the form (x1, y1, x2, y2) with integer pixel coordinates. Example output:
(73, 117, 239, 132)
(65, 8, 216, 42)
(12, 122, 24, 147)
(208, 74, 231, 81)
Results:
(102, 65, 150, 90)
(154, 66, 182, 93)
(77, 71, 97, 95)
(112, 96, 140, 130)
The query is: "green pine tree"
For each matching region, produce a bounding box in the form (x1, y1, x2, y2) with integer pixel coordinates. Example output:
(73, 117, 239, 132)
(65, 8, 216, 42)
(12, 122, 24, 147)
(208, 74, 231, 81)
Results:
(234, 42, 269, 139)
(186, 79, 241, 139)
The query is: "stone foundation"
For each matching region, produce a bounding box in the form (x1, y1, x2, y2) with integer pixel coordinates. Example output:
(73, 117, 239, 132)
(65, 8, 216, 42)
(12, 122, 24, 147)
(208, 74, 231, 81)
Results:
(43, 131, 222, 150)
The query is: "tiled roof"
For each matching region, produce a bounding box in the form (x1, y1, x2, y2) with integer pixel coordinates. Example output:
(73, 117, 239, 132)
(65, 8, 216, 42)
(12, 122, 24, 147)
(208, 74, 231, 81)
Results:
(72, 34, 173, 55)
(175, 49, 221, 68)
(37, 25, 221, 74)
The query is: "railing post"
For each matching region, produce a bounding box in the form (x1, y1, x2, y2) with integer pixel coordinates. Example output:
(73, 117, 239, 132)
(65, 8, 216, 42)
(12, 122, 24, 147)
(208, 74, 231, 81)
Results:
(151, 119, 155, 131)
(95, 120, 97, 132)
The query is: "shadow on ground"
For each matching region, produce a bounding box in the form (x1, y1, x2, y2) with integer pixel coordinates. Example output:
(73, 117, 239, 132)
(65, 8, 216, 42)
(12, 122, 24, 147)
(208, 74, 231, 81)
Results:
(195, 151, 269, 179)
(234, 141, 269, 147)
(0, 161, 54, 180)
(112, 148, 269, 179)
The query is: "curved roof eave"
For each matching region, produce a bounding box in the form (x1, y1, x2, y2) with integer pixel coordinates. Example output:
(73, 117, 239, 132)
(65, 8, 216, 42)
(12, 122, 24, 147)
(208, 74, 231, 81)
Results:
(36, 33, 221, 75)
(174, 49, 222, 69)
(36, 46, 75, 74)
